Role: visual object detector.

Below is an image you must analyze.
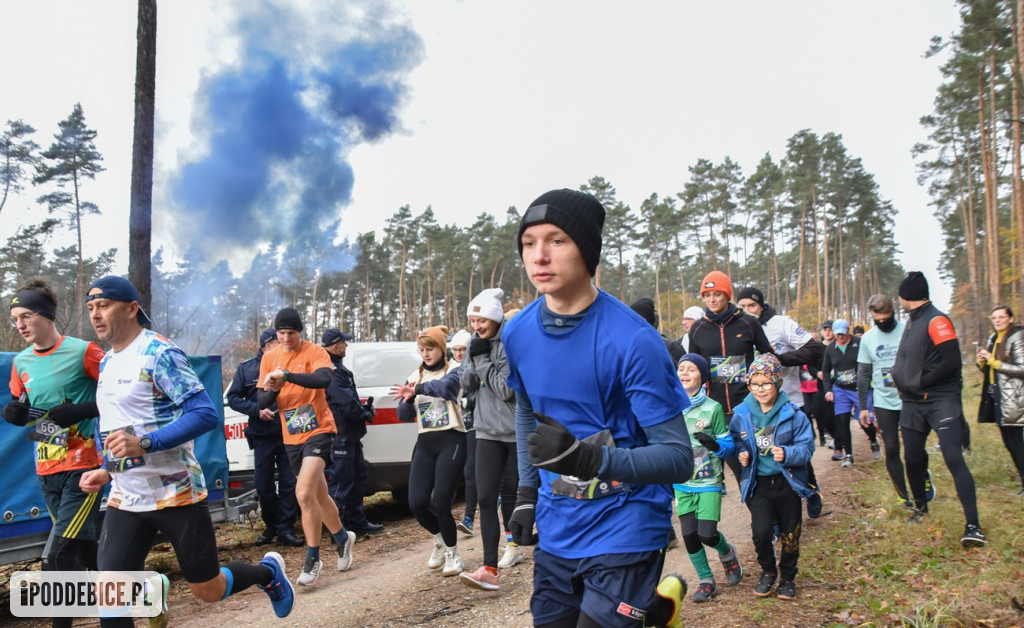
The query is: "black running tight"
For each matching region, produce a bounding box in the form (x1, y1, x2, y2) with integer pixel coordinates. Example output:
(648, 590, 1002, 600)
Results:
(874, 407, 910, 500)
(408, 429, 467, 547)
(475, 438, 518, 568)
(999, 425, 1024, 485)
(903, 425, 977, 520)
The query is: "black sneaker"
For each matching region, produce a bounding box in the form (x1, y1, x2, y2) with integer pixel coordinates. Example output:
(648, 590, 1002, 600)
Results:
(754, 572, 777, 597)
(960, 524, 986, 548)
(776, 580, 796, 600)
(908, 506, 928, 523)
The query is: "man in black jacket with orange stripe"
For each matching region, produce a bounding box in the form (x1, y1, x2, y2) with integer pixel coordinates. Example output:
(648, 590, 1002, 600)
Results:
(890, 271, 985, 548)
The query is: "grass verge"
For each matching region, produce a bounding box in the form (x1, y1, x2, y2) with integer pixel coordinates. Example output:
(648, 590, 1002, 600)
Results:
(799, 367, 1024, 626)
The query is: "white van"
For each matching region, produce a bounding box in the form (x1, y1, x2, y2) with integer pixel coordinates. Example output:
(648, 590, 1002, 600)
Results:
(224, 341, 422, 500)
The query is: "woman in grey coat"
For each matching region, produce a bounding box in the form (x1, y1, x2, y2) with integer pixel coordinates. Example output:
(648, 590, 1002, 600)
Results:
(977, 304, 1024, 495)
(457, 288, 522, 591)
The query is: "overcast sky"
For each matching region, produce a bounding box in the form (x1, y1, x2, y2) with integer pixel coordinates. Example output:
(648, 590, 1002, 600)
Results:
(0, 1, 962, 310)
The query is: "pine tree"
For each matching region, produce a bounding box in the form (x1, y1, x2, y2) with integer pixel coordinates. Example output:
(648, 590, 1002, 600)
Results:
(33, 103, 105, 336)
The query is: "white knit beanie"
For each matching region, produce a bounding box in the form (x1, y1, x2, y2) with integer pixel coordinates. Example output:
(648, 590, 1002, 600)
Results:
(450, 329, 472, 349)
(683, 306, 705, 320)
(467, 288, 505, 323)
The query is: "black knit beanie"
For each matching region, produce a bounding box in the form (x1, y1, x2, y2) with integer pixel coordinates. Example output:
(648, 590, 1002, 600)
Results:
(736, 287, 764, 307)
(629, 298, 659, 328)
(898, 271, 929, 301)
(517, 189, 605, 276)
(274, 307, 304, 332)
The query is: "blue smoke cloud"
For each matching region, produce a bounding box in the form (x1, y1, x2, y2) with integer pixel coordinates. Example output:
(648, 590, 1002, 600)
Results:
(171, 2, 423, 273)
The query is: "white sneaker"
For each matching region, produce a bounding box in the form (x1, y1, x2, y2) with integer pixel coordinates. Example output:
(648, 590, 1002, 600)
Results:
(296, 556, 322, 586)
(427, 541, 445, 569)
(336, 530, 356, 572)
(497, 543, 526, 569)
(442, 548, 463, 576)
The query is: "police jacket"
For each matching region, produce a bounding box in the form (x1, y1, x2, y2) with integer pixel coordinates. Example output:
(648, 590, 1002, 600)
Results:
(891, 301, 962, 401)
(688, 305, 774, 413)
(327, 354, 371, 438)
(226, 352, 282, 439)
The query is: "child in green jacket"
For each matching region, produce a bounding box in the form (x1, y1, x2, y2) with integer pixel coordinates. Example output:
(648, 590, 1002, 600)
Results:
(675, 353, 744, 602)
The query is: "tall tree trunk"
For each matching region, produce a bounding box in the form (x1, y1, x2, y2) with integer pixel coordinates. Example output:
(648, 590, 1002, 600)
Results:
(1013, 35, 1024, 299)
(979, 71, 1001, 305)
(770, 206, 782, 309)
(311, 272, 320, 341)
(818, 192, 828, 321)
(958, 144, 984, 341)
(74, 189, 83, 337)
(129, 0, 156, 322)
(795, 201, 806, 316)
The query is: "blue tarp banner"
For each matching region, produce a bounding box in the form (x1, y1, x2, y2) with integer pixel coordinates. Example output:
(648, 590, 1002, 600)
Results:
(0, 352, 228, 540)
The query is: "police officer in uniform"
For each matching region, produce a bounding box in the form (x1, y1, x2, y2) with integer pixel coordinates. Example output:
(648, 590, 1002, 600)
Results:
(322, 328, 384, 538)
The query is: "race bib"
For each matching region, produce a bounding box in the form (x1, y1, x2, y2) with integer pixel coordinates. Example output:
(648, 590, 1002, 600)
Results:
(835, 369, 857, 386)
(28, 418, 68, 448)
(418, 399, 450, 429)
(284, 404, 320, 435)
(550, 430, 629, 499)
(881, 367, 895, 388)
(693, 447, 713, 480)
(754, 424, 778, 456)
(100, 426, 147, 473)
(710, 355, 747, 384)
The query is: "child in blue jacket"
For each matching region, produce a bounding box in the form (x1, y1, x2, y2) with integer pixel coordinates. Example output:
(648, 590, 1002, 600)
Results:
(729, 353, 815, 601)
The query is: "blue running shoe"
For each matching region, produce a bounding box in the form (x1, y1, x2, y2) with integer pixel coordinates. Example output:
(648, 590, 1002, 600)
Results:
(259, 551, 294, 618)
(924, 470, 936, 502)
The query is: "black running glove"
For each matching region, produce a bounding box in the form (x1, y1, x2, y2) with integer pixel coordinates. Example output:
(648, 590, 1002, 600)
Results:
(693, 432, 719, 452)
(508, 486, 538, 546)
(362, 396, 375, 423)
(527, 412, 603, 480)
(2, 400, 31, 426)
(47, 401, 99, 428)
(469, 337, 491, 359)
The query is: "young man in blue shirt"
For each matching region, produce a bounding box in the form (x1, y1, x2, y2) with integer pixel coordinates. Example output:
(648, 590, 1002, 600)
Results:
(504, 188, 693, 628)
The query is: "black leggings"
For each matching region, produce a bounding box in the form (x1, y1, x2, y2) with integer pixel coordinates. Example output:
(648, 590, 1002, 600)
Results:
(98, 501, 221, 627)
(408, 429, 467, 547)
(903, 424, 977, 520)
(476, 438, 518, 567)
(834, 412, 877, 456)
(1000, 425, 1024, 485)
(679, 512, 721, 554)
(463, 429, 477, 519)
(875, 407, 910, 500)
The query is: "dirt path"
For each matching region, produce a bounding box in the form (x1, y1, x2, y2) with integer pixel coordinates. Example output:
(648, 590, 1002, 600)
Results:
(5, 434, 868, 627)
